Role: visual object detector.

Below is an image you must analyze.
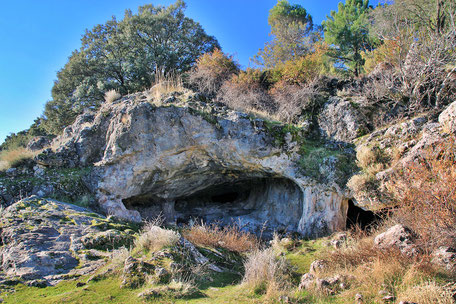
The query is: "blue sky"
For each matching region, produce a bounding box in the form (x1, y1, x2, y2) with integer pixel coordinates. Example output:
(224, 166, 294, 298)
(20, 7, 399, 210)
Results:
(0, 0, 377, 144)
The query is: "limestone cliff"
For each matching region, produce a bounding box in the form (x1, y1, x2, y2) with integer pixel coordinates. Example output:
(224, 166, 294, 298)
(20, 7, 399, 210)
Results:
(34, 92, 355, 238)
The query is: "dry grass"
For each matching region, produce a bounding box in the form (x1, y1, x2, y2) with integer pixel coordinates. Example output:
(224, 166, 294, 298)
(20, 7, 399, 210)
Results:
(147, 70, 184, 103)
(134, 221, 180, 253)
(388, 136, 456, 250)
(0, 147, 36, 171)
(182, 222, 258, 253)
(111, 246, 131, 270)
(314, 226, 451, 303)
(398, 281, 455, 304)
(242, 247, 292, 297)
(104, 89, 121, 103)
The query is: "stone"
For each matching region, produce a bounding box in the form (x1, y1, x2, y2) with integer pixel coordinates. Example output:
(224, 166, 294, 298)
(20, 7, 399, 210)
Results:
(0, 197, 133, 285)
(374, 224, 418, 256)
(298, 273, 315, 290)
(26, 136, 51, 151)
(355, 293, 364, 304)
(309, 260, 327, 274)
(439, 101, 456, 133)
(431, 246, 456, 272)
(318, 96, 368, 142)
(39, 95, 352, 237)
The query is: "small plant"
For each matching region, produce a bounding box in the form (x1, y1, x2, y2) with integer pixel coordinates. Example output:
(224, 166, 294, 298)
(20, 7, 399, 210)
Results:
(104, 89, 121, 103)
(242, 247, 292, 297)
(134, 221, 180, 253)
(183, 222, 258, 253)
(147, 70, 184, 103)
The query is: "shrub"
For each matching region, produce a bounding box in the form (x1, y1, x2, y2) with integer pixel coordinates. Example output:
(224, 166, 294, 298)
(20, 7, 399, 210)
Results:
(147, 70, 184, 103)
(242, 247, 292, 296)
(134, 221, 180, 253)
(271, 81, 323, 124)
(277, 43, 329, 86)
(104, 89, 121, 103)
(0, 147, 35, 171)
(388, 136, 456, 250)
(188, 48, 239, 97)
(218, 79, 277, 116)
(182, 222, 258, 253)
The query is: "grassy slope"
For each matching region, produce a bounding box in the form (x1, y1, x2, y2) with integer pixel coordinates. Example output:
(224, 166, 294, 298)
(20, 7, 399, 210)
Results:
(3, 239, 331, 304)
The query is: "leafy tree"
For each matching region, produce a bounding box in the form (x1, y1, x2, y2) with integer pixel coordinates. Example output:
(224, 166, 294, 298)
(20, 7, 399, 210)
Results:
(323, 0, 375, 76)
(43, 0, 219, 134)
(252, 0, 314, 68)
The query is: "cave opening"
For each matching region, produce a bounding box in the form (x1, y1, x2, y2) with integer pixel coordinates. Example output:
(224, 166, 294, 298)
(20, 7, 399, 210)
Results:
(123, 176, 304, 236)
(346, 199, 382, 230)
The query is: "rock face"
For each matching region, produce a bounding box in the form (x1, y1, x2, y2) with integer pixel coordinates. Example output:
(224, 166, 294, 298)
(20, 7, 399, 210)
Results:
(318, 96, 368, 142)
(26, 136, 51, 151)
(36, 93, 352, 237)
(0, 197, 135, 285)
(439, 100, 456, 134)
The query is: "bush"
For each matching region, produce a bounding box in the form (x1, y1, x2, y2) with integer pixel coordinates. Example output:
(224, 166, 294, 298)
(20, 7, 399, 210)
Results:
(104, 90, 121, 103)
(388, 136, 456, 250)
(188, 48, 239, 97)
(277, 43, 329, 86)
(271, 81, 323, 124)
(134, 221, 180, 253)
(242, 247, 292, 296)
(218, 79, 277, 116)
(182, 222, 258, 253)
(147, 70, 185, 103)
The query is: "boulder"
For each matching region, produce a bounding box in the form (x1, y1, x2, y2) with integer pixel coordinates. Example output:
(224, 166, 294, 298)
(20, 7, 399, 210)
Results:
(374, 224, 418, 256)
(26, 136, 51, 151)
(439, 101, 456, 133)
(431, 247, 456, 272)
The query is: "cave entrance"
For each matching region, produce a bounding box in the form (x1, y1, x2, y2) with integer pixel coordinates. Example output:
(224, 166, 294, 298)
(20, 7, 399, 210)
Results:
(123, 177, 304, 236)
(346, 199, 382, 230)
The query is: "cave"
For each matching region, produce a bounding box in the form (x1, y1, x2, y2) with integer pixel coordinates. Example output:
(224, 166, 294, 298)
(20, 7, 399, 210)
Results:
(346, 199, 382, 230)
(123, 176, 304, 236)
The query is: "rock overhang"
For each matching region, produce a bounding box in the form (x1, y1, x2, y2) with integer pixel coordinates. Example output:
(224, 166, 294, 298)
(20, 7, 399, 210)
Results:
(36, 94, 354, 237)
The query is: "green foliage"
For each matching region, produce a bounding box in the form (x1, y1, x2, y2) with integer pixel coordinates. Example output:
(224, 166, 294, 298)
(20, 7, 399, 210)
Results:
(323, 0, 376, 76)
(252, 0, 315, 68)
(42, 0, 219, 134)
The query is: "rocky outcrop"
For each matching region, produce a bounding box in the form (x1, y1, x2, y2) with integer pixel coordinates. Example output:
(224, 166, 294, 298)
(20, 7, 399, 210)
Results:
(439, 100, 456, 134)
(318, 96, 369, 142)
(35, 92, 354, 237)
(0, 197, 135, 285)
(26, 136, 51, 152)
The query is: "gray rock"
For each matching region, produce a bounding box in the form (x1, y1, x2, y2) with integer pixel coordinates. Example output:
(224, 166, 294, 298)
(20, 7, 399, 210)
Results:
(374, 224, 418, 256)
(431, 246, 456, 272)
(26, 136, 51, 151)
(318, 96, 368, 142)
(439, 101, 456, 133)
(41, 95, 352, 237)
(0, 197, 134, 285)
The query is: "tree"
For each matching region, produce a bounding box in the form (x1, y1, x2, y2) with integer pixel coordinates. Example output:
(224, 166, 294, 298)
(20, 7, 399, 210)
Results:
(252, 0, 314, 69)
(43, 0, 219, 134)
(323, 0, 375, 76)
